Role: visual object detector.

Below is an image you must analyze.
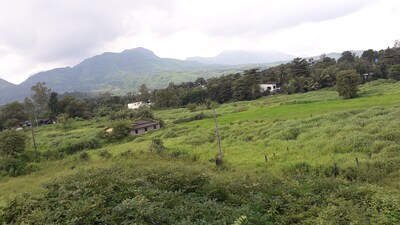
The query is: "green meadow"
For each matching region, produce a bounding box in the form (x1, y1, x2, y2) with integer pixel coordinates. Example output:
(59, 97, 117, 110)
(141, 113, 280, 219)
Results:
(1, 79, 400, 224)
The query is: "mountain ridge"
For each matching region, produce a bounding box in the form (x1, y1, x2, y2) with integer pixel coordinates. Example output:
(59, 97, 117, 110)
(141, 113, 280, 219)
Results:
(187, 50, 295, 65)
(0, 48, 235, 105)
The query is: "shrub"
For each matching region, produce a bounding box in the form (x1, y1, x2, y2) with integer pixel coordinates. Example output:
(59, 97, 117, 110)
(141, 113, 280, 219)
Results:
(0, 130, 27, 156)
(98, 149, 112, 159)
(149, 138, 166, 154)
(336, 69, 360, 99)
(109, 121, 131, 142)
(172, 112, 212, 124)
(388, 64, 400, 80)
(0, 157, 28, 177)
(42, 149, 64, 160)
(79, 152, 89, 161)
(57, 136, 101, 154)
(186, 103, 197, 112)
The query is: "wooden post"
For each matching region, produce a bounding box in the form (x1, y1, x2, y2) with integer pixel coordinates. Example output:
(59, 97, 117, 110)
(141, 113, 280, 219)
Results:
(213, 108, 223, 165)
(31, 125, 38, 162)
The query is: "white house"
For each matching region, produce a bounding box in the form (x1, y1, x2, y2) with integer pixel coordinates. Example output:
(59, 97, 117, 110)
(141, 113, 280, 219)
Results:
(260, 83, 280, 93)
(127, 102, 145, 109)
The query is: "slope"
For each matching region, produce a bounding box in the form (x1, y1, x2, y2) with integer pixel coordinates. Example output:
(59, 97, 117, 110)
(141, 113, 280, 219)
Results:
(0, 48, 235, 105)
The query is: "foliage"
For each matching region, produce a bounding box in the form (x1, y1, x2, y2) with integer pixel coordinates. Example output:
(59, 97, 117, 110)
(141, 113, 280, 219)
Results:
(149, 138, 166, 154)
(336, 69, 360, 98)
(1, 166, 399, 224)
(31, 82, 51, 116)
(172, 112, 212, 124)
(186, 103, 197, 112)
(0, 130, 27, 156)
(0, 101, 28, 129)
(48, 92, 60, 119)
(388, 64, 400, 80)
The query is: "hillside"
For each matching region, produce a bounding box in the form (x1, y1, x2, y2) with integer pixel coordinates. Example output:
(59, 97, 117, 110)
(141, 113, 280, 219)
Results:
(0, 79, 21, 105)
(1, 80, 400, 224)
(0, 48, 237, 105)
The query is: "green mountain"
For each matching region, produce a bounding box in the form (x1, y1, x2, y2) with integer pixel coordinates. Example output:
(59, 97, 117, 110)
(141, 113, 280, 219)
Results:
(0, 78, 16, 89)
(1, 48, 235, 105)
(0, 78, 20, 105)
(19, 47, 219, 92)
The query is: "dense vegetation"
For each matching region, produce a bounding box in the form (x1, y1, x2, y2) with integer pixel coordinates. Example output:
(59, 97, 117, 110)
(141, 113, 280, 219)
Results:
(0, 44, 400, 224)
(0, 79, 399, 224)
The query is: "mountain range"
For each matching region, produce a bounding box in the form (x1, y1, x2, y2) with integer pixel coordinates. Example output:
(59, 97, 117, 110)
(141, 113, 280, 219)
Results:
(187, 50, 295, 65)
(0, 48, 364, 106)
(0, 48, 235, 105)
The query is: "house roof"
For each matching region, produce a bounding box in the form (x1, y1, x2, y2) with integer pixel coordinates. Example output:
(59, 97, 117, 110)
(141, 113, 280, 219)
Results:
(133, 120, 160, 129)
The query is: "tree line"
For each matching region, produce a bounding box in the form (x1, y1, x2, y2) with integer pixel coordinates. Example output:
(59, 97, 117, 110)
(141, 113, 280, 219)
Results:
(1, 43, 400, 130)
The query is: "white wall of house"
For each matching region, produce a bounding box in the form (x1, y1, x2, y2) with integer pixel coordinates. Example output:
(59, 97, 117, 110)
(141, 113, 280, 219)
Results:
(131, 124, 161, 135)
(260, 83, 279, 92)
(128, 102, 144, 109)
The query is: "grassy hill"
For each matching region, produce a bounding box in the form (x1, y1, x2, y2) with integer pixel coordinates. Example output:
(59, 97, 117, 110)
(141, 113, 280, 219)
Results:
(1, 79, 400, 224)
(0, 48, 241, 105)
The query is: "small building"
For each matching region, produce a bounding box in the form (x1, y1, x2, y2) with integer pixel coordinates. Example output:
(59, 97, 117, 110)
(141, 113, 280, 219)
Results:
(260, 83, 280, 93)
(362, 73, 373, 81)
(128, 102, 145, 109)
(131, 120, 160, 135)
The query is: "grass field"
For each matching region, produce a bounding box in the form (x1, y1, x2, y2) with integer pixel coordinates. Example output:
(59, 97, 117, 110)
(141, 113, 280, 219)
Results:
(1, 79, 400, 207)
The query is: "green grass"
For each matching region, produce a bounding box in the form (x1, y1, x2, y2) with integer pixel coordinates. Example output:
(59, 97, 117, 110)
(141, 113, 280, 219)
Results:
(2, 79, 400, 204)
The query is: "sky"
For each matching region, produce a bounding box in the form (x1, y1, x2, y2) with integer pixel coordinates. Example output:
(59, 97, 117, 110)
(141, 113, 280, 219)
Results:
(0, 0, 399, 84)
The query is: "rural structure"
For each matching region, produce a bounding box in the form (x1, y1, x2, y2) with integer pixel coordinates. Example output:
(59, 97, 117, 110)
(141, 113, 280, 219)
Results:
(260, 83, 280, 93)
(127, 102, 145, 109)
(131, 120, 160, 135)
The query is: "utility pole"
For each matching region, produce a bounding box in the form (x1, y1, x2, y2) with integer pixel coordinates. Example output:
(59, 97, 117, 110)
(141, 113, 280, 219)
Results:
(213, 108, 223, 165)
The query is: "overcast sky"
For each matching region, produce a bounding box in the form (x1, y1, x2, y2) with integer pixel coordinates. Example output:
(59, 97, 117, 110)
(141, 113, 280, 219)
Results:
(0, 0, 399, 84)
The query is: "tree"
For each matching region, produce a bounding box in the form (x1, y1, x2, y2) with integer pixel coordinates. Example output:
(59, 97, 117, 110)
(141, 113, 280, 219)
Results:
(153, 88, 179, 108)
(194, 77, 207, 85)
(31, 82, 51, 116)
(232, 73, 261, 101)
(289, 58, 311, 77)
(137, 84, 151, 102)
(0, 130, 27, 156)
(336, 70, 360, 99)
(361, 49, 379, 63)
(388, 64, 400, 80)
(48, 92, 60, 119)
(338, 51, 356, 63)
(0, 101, 28, 129)
(59, 96, 87, 118)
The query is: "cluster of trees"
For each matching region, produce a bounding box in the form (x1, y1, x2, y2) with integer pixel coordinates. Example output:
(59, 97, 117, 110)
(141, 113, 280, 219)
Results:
(261, 45, 400, 95)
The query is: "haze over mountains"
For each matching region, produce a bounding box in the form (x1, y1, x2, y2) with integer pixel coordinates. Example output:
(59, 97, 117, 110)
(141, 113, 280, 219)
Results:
(187, 50, 295, 65)
(0, 47, 363, 106)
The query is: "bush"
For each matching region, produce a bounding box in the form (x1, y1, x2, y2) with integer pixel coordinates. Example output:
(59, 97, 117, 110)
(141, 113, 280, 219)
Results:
(57, 136, 101, 154)
(388, 64, 400, 80)
(0, 130, 27, 156)
(98, 149, 112, 159)
(186, 103, 197, 112)
(97, 121, 131, 143)
(109, 121, 131, 141)
(0, 157, 28, 177)
(172, 112, 212, 124)
(149, 138, 166, 154)
(336, 69, 360, 99)
(79, 152, 89, 161)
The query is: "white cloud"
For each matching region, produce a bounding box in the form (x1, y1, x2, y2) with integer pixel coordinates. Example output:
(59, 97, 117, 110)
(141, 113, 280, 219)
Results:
(0, 0, 398, 84)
